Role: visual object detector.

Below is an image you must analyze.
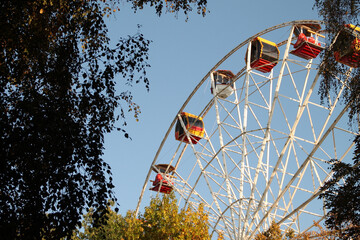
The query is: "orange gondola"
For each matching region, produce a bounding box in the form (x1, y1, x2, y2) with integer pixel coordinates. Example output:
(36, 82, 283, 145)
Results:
(333, 24, 360, 68)
(245, 37, 279, 73)
(149, 164, 175, 194)
(290, 24, 324, 60)
(211, 70, 235, 99)
(175, 112, 204, 144)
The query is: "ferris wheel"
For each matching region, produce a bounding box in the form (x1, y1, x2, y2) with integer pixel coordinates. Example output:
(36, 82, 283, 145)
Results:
(136, 20, 359, 239)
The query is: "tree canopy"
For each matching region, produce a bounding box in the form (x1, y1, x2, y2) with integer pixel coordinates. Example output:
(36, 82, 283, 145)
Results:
(71, 193, 216, 240)
(255, 221, 295, 240)
(255, 221, 343, 240)
(314, 1, 360, 239)
(128, 0, 208, 17)
(314, 0, 360, 122)
(0, 0, 208, 239)
(318, 136, 360, 239)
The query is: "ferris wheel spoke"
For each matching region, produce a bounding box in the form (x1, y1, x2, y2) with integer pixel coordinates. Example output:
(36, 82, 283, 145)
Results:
(184, 153, 241, 238)
(174, 172, 237, 238)
(199, 131, 229, 176)
(216, 102, 243, 130)
(216, 95, 243, 239)
(249, 76, 272, 108)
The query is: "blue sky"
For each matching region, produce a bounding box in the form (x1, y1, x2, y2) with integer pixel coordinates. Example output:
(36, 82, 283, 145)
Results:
(103, 0, 322, 215)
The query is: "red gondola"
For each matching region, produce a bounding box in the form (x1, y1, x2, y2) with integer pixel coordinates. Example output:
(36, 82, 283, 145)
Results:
(211, 70, 235, 99)
(333, 24, 360, 68)
(175, 112, 204, 144)
(150, 173, 173, 194)
(290, 24, 324, 60)
(245, 37, 279, 73)
(149, 164, 175, 194)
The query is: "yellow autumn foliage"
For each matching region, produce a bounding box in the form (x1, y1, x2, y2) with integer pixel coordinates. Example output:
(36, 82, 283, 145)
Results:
(71, 193, 223, 240)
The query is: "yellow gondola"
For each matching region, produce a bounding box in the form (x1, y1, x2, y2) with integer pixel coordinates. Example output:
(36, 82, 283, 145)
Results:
(211, 70, 235, 99)
(333, 24, 360, 68)
(245, 37, 279, 73)
(175, 112, 204, 144)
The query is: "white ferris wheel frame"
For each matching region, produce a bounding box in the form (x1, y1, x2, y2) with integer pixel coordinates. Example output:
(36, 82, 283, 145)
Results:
(135, 20, 358, 239)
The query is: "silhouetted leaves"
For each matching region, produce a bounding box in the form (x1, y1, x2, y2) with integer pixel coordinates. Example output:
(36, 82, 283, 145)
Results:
(128, 0, 208, 18)
(1, 0, 210, 238)
(0, 0, 150, 239)
(315, 3, 360, 238)
(314, 0, 360, 123)
(319, 136, 360, 240)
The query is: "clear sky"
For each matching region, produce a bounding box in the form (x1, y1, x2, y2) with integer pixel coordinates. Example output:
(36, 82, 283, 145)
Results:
(103, 0, 322, 216)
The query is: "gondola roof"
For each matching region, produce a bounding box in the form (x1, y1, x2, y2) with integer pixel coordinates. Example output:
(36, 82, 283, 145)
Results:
(214, 70, 235, 78)
(152, 164, 175, 173)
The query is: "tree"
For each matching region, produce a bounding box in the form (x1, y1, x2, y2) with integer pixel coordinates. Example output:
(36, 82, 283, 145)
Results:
(255, 221, 294, 240)
(318, 136, 360, 239)
(128, 0, 208, 18)
(0, 0, 207, 239)
(255, 221, 343, 240)
(70, 202, 143, 240)
(314, 0, 360, 122)
(71, 193, 219, 240)
(314, 1, 360, 239)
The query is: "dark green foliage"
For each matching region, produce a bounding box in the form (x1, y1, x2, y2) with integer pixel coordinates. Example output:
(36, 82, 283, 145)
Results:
(314, 1, 360, 239)
(128, 0, 208, 18)
(320, 136, 360, 240)
(314, 0, 360, 123)
(0, 0, 209, 238)
(0, 0, 150, 239)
